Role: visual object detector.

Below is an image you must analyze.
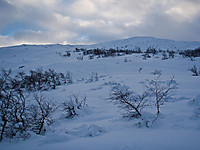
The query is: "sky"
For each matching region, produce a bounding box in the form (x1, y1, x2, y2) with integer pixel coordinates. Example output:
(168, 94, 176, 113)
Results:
(0, 0, 200, 47)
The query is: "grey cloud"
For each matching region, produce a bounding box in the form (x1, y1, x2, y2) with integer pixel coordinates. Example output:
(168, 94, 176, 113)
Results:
(0, 0, 17, 31)
(129, 1, 200, 41)
(0, 0, 200, 47)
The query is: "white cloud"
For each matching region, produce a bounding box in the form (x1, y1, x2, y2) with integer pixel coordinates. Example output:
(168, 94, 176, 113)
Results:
(165, 0, 200, 22)
(69, 0, 96, 16)
(0, 0, 200, 46)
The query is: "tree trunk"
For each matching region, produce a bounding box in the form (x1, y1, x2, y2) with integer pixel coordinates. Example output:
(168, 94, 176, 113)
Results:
(0, 120, 7, 142)
(156, 102, 160, 114)
(38, 120, 44, 135)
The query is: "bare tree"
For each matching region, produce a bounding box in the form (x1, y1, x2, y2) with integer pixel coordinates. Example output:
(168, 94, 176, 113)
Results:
(110, 84, 149, 118)
(28, 92, 57, 135)
(145, 75, 177, 114)
(0, 90, 13, 141)
(0, 69, 14, 141)
(0, 69, 29, 141)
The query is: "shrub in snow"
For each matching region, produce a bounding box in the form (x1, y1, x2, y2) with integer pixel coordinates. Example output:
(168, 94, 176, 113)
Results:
(62, 52, 71, 57)
(44, 69, 61, 89)
(145, 75, 177, 114)
(146, 46, 158, 55)
(61, 94, 87, 118)
(151, 69, 162, 76)
(89, 55, 94, 60)
(3, 68, 73, 91)
(27, 92, 57, 135)
(189, 65, 200, 76)
(77, 56, 83, 61)
(138, 67, 143, 74)
(110, 83, 150, 118)
(142, 53, 151, 59)
(65, 71, 73, 84)
(162, 51, 168, 60)
(22, 68, 72, 91)
(87, 72, 98, 83)
(168, 50, 175, 58)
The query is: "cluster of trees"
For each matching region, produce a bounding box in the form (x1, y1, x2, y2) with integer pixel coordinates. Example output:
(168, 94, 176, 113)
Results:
(0, 90, 86, 141)
(56, 51, 71, 58)
(179, 47, 200, 58)
(142, 48, 175, 60)
(74, 47, 200, 61)
(0, 81, 56, 141)
(75, 48, 142, 58)
(56, 46, 198, 62)
(0, 68, 74, 141)
(142, 47, 200, 60)
(7, 68, 72, 91)
(110, 75, 177, 125)
(74, 47, 177, 60)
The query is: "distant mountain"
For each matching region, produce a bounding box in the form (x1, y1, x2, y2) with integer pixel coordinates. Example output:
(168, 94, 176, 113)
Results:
(1, 36, 200, 51)
(88, 36, 200, 51)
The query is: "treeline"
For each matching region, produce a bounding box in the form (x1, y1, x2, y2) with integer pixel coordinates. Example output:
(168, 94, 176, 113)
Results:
(179, 47, 200, 58)
(74, 46, 200, 59)
(75, 47, 142, 58)
(2, 68, 72, 92)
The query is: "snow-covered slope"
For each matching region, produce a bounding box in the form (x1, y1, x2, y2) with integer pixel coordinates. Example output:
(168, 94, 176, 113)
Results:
(0, 38, 200, 150)
(89, 36, 200, 50)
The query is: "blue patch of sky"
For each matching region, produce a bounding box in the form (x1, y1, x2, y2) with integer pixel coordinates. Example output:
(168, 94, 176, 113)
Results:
(0, 22, 41, 37)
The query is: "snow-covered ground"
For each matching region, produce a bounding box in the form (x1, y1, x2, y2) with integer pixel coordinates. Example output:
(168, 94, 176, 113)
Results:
(90, 36, 200, 50)
(0, 41, 200, 150)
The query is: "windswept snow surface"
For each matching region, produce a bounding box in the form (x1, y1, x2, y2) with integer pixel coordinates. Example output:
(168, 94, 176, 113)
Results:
(0, 41, 200, 150)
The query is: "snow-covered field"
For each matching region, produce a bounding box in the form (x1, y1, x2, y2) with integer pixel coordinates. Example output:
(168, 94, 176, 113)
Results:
(0, 40, 200, 150)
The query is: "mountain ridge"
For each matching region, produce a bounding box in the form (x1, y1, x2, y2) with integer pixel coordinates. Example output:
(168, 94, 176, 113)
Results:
(1, 36, 200, 51)
(88, 36, 200, 50)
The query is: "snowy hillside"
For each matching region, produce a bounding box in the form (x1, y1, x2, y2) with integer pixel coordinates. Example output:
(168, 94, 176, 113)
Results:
(0, 38, 200, 150)
(1, 36, 200, 52)
(89, 36, 200, 51)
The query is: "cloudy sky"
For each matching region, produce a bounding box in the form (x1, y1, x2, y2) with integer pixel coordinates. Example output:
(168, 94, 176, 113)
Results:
(0, 0, 200, 46)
